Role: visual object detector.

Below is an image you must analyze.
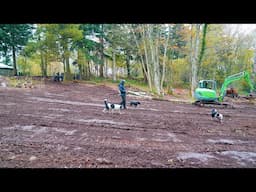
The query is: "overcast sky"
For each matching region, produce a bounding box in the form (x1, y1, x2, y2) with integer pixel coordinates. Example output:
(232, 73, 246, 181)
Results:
(229, 24, 256, 35)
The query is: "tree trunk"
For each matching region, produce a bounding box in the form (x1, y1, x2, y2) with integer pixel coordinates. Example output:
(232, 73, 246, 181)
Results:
(148, 24, 160, 95)
(65, 55, 72, 80)
(112, 51, 116, 81)
(131, 25, 152, 90)
(142, 25, 153, 91)
(100, 24, 104, 78)
(197, 24, 208, 79)
(63, 41, 71, 80)
(83, 56, 87, 80)
(23, 56, 27, 75)
(105, 58, 108, 77)
(44, 54, 48, 77)
(191, 24, 201, 96)
(88, 61, 91, 79)
(141, 57, 148, 82)
(63, 58, 66, 73)
(77, 49, 83, 79)
(126, 51, 131, 78)
(3, 48, 10, 65)
(95, 65, 99, 77)
(253, 53, 256, 73)
(12, 45, 17, 76)
(40, 53, 48, 77)
(99, 63, 104, 78)
(160, 26, 170, 91)
(138, 55, 148, 83)
(40, 51, 44, 77)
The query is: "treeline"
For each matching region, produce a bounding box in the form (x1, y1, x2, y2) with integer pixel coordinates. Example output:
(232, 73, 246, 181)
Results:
(0, 24, 255, 95)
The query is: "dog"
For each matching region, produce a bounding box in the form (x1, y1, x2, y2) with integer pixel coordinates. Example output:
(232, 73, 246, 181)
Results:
(130, 101, 141, 107)
(103, 99, 122, 114)
(211, 109, 223, 123)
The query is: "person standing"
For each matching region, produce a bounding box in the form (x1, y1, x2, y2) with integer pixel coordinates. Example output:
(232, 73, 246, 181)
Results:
(118, 79, 127, 109)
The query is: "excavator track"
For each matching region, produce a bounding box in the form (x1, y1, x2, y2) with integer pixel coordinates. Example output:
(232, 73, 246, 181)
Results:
(193, 100, 232, 108)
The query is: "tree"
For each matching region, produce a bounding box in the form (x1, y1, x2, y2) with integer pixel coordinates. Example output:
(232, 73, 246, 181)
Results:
(190, 24, 201, 96)
(130, 24, 175, 95)
(0, 44, 11, 65)
(0, 24, 33, 75)
(77, 24, 104, 79)
(164, 24, 189, 92)
(99, 24, 104, 78)
(197, 24, 208, 78)
(131, 24, 153, 90)
(19, 41, 38, 75)
(160, 25, 171, 91)
(104, 24, 128, 81)
(56, 24, 83, 80)
(116, 25, 137, 79)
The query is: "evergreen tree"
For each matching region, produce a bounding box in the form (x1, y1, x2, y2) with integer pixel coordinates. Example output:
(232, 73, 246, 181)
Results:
(0, 24, 33, 75)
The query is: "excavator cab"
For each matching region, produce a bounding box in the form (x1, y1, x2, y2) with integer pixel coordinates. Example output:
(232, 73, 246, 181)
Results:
(198, 80, 216, 90)
(194, 80, 218, 103)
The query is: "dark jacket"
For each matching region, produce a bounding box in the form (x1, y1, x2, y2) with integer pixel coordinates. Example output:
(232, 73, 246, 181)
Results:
(118, 80, 126, 96)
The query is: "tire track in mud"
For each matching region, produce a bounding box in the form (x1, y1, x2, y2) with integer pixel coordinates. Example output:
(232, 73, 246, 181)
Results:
(1, 83, 256, 167)
(23, 96, 256, 120)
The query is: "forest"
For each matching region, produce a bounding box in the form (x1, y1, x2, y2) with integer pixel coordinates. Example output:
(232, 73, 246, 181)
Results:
(0, 24, 256, 96)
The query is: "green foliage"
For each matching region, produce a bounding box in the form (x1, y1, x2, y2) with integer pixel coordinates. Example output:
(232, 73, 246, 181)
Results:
(0, 24, 33, 75)
(197, 24, 208, 78)
(2, 23, 255, 98)
(0, 24, 33, 50)
(78, 24, 103, 64)
(170, 58, 190, 88)
(17, 55, 41, 76)
(168, 24, 188, 59)
(129, 62, 142, 78)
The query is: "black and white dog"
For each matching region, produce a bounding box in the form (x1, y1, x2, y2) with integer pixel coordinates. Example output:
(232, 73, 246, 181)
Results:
(211, 109, 223, 123)
(103, 99, 122, 114)
(130, 100, 141, 107)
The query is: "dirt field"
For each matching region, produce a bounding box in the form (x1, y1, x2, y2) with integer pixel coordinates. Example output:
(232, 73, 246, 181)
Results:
(0, 80, 256, 168)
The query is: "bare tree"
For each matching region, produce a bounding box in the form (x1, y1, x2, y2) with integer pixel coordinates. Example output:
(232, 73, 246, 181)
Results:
(112, 50, 116, 81)
(160, 25, 171, 92)
(190, 24, 201, 96)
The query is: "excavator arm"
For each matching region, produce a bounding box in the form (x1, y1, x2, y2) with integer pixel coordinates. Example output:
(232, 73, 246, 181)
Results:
(219, 71, 254, 102)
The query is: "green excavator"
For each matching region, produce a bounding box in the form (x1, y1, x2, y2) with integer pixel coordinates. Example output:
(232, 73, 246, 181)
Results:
(193, 71, 255, 106)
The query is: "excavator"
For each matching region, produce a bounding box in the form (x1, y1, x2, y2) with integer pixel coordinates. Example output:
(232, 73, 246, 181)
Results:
(193, 71, 255, 107)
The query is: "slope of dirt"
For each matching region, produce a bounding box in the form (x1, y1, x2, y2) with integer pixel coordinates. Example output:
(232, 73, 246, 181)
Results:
(0, 80, 256, 168)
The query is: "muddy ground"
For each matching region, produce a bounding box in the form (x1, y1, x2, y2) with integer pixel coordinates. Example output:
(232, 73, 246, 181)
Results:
(0, 80, 256, 168)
